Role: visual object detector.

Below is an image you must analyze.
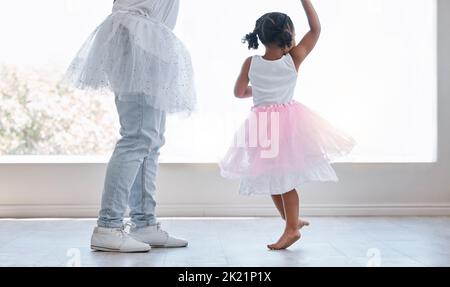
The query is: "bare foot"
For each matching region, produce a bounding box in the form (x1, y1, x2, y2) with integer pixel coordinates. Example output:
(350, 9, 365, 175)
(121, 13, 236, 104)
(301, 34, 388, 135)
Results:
(298, 219, 310, 230)
(267, 229, 301, 250)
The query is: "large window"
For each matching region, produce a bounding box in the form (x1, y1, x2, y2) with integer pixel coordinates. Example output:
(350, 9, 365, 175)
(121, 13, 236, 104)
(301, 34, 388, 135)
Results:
(0, 0, 437, 163)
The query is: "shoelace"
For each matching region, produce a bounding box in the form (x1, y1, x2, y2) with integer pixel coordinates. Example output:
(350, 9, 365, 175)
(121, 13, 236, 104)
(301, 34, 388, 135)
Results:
(155, 222, 169, 237)
(123, 221, 136, 233)
(120, 222, 168, 237)
(113, 222, 136, 238)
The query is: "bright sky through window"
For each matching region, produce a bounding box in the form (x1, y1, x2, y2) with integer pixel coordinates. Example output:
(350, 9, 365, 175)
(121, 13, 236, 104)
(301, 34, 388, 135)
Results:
(0, 0, 437, 163)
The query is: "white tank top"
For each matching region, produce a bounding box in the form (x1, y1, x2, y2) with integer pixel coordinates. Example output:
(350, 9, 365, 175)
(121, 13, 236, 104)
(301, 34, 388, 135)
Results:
(249, 54, 298, 107)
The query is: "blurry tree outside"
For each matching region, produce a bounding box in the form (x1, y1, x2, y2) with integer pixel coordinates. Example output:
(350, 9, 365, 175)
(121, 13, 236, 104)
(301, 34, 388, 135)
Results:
(0, 65, 119, 156)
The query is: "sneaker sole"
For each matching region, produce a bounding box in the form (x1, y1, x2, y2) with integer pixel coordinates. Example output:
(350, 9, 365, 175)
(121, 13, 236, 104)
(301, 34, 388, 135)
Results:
(90, 245, 151, 253)
(150, 243, 188, 248)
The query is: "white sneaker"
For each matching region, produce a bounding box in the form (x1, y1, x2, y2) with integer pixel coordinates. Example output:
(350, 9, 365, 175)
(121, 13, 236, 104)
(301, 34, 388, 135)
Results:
(91, 226, 151, 253)
(130, 223, 188, 248)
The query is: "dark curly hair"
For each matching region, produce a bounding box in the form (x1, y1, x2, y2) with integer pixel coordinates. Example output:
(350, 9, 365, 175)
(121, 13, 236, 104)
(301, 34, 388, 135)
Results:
(243, 12, 294, 50)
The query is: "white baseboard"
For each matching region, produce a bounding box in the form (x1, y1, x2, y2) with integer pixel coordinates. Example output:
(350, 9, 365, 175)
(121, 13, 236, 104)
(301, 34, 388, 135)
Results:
(1, 203, 450, 218)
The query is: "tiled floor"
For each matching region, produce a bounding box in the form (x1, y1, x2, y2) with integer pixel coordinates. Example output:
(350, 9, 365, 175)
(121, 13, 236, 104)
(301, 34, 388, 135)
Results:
(0, 217, 449, 267)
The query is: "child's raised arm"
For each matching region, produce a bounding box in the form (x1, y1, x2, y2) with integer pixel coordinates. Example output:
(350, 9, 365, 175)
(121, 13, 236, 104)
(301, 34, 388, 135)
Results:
(290, 0, 321, 70)
(234, 57, 253, 98)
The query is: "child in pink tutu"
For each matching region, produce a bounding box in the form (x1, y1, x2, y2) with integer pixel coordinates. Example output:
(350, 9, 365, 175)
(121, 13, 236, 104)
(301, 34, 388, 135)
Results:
(220, 0, 355, 250)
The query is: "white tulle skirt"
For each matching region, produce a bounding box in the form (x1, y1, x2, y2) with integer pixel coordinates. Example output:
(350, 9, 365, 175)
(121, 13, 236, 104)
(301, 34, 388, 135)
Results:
(65, 11, 196, 114)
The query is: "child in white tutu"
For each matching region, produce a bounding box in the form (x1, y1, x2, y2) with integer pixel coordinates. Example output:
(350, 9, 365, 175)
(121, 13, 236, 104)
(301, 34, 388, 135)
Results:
(220, 0, 355, 250)
(66, 0, 195, 252)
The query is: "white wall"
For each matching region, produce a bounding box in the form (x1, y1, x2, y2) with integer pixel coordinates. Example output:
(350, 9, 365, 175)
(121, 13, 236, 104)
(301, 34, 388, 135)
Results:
(0, 0, 449, 218)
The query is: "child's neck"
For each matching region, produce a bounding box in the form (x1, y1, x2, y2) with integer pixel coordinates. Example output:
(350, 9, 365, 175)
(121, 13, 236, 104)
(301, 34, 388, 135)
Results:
(263, 48, 286, 61)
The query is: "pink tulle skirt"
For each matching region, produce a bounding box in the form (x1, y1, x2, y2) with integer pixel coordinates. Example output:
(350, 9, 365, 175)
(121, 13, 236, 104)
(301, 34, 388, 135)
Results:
(219, 101, 355, 195)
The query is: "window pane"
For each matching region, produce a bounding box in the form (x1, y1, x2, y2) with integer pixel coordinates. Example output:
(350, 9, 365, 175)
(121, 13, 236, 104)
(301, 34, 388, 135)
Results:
(0, 0, 437, 163)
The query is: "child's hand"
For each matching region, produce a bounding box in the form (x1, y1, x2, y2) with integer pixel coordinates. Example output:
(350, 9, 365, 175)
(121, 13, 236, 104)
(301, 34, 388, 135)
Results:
(234, 57, 253, 99)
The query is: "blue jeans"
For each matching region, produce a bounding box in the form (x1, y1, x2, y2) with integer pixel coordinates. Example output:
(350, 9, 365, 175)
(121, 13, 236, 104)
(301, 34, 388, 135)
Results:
(98, 95, 166, 228)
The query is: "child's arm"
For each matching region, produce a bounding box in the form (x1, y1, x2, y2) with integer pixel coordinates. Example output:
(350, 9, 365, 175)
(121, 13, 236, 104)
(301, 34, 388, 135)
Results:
(234, 57, 253, 98)
(290, 0, 321, 70)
